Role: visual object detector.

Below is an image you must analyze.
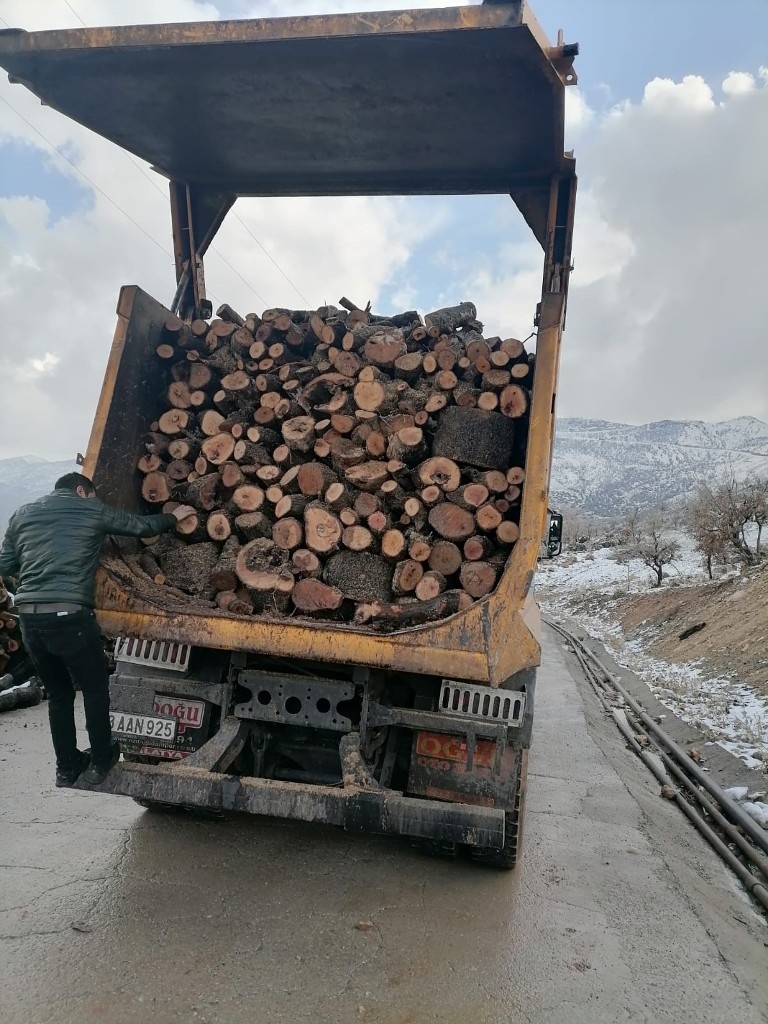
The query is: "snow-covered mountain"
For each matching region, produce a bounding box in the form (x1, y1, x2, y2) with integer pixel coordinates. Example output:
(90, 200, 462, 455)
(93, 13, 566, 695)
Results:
(0, 456, 78, 534)
(550, 417, 768, 518)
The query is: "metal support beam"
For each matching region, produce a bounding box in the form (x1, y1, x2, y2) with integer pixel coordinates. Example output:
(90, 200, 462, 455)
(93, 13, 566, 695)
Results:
(540, 168, 576, 301)
(169, 181, 236, 321)
(531, 170, 577, 530)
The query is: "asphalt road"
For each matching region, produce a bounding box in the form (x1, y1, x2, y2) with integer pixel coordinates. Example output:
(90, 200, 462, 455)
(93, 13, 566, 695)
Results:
(1, 630, 766, 1024)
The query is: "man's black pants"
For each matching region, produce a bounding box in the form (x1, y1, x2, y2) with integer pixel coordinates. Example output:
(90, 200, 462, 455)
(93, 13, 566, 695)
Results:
(19, 610, 112, 770)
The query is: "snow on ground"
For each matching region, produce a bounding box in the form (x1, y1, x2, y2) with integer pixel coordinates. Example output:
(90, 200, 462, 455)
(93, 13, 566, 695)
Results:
(538, 530, 707, 598)
(538, 536, 768, 801)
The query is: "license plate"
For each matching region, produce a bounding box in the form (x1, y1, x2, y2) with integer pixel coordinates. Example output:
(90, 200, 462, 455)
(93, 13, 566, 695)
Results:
(110, 711, 177, 742)
(415, 731, 495, 767)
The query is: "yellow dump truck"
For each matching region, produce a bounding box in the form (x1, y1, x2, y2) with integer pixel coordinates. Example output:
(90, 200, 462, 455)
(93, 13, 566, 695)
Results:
(0, 1, 576, 865)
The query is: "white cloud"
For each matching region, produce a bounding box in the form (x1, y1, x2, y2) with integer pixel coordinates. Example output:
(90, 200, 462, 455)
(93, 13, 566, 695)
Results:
(558, 70, 768, 425)
(0, 0, 220, 30)
(15, 352, 60, 381)
(642, 74, 716, 113)
(446, 67, 768, 427)
(29, 353, 60, 374)
(565, 87, 594, 142)
(722, 71, 756, 96)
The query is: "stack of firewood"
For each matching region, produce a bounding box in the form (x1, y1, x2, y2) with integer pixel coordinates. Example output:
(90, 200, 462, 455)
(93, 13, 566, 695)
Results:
(134, 298, 533, 628)
(0, 586, 22, 674)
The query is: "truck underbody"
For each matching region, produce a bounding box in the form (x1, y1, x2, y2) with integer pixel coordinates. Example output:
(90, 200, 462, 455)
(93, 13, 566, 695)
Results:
(86, 641, 533, 865)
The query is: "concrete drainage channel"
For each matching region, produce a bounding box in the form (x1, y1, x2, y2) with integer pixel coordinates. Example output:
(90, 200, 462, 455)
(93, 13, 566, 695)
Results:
(546, 618, 768, 914)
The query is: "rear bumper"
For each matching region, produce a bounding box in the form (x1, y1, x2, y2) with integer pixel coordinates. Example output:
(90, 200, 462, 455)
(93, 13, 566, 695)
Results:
(83, 760, 506, 849)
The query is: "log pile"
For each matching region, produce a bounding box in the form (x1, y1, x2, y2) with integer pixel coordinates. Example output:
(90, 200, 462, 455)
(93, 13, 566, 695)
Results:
(0, 586, 23, 675)
(134, 299, 533, 629)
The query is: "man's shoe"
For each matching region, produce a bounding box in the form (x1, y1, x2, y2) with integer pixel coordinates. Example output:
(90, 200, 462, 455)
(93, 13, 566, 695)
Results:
(81, 741, 121, 786)
(55, 750, 90, 788)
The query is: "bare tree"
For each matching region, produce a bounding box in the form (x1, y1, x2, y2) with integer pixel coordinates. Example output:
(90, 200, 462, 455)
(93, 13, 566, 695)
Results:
(637, 516, 681, 587)
(558, 506, 597, 551)
(690, 486, 729, 579)
(689, 474, 768, 570)
(743, 478, 768, 558)
(617, 512, 680, 587)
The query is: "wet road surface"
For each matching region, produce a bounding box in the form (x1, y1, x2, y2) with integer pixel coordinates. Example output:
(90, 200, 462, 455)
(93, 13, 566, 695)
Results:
(1, 629, 766, 1024)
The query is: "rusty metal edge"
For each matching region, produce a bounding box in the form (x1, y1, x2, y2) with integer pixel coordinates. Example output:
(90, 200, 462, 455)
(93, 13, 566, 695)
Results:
(76, 760, 506, 848)
(0, 5, 529, 54)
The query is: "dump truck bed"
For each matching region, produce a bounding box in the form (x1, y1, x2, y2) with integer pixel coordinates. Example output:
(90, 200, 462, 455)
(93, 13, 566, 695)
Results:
(86, 284, 559, 686)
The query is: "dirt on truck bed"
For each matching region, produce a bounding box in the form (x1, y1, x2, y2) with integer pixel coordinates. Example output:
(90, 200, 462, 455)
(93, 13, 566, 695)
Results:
(614, 563, 768, 697)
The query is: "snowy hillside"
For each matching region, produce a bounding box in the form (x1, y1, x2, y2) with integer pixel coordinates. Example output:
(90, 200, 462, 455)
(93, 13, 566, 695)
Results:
(551, 416, 768, 517)
(537, 542, 768, 778)
(0, 457, 77, 534)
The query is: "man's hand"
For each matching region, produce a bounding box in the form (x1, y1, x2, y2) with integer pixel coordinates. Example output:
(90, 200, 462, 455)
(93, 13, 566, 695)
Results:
(171, 504, 197, 524)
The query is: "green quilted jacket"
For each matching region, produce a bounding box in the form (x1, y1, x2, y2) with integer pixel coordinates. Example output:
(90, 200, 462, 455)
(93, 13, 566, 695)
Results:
(0, 490, 175, 608)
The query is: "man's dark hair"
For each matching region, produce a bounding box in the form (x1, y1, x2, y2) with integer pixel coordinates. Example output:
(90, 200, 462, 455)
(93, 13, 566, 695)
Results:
(54, 472, 96, 495)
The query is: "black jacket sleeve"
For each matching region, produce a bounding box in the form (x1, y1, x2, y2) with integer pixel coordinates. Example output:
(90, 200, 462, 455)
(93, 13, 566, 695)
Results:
(98, 503, 177, 539)
(0, 518, 20, 582)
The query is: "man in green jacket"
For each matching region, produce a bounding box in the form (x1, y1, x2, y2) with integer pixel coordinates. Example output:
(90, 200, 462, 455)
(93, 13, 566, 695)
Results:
(0, 473, 193, 787)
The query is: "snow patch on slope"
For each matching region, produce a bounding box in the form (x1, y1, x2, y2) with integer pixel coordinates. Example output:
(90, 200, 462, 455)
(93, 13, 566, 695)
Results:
(538, 544, 768, 772)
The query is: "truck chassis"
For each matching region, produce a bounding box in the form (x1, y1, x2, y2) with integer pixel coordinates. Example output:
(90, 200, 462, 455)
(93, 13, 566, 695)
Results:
(95, 640, 533, 865)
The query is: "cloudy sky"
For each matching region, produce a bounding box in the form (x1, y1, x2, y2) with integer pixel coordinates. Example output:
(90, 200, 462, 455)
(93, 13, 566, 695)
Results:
(0, 0, 766, 461)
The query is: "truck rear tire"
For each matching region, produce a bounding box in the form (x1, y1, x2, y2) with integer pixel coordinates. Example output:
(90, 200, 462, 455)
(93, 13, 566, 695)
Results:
(469, 750, 527, 869)
(412, 838, 458, 860)
(132, 797, 227, 821)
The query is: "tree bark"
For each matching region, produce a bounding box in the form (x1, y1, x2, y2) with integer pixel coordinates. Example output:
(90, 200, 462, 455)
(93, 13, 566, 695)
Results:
(428, 540, 463, 576)
(138, 550, 166, 585)
(209, 535, 241, 591)
(392, 559, 424, 596)
(459, 560, 499, 598)
(415, 456, 461, 493)
(424, 302, 477, 334)
(415, 571, 446, 601)
(433, 407, 516, 471)
(291, 578, 343, 615)
(353, 590, 465, 626)
(324, 551, 393, 602)
(428, 503, 475, 542)
(163, 542, 218, 595)
(234, 512, 273, 541)
(304, 503, 343, 555)
(272, 517, 304, 551)
(206, 510, 233, 542)
(141, 472, 172, 505)
(186, 473, 221, 511)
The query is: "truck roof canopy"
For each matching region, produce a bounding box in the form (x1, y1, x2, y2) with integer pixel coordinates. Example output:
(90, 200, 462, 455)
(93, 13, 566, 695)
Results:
(0, 3, 576, 246)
